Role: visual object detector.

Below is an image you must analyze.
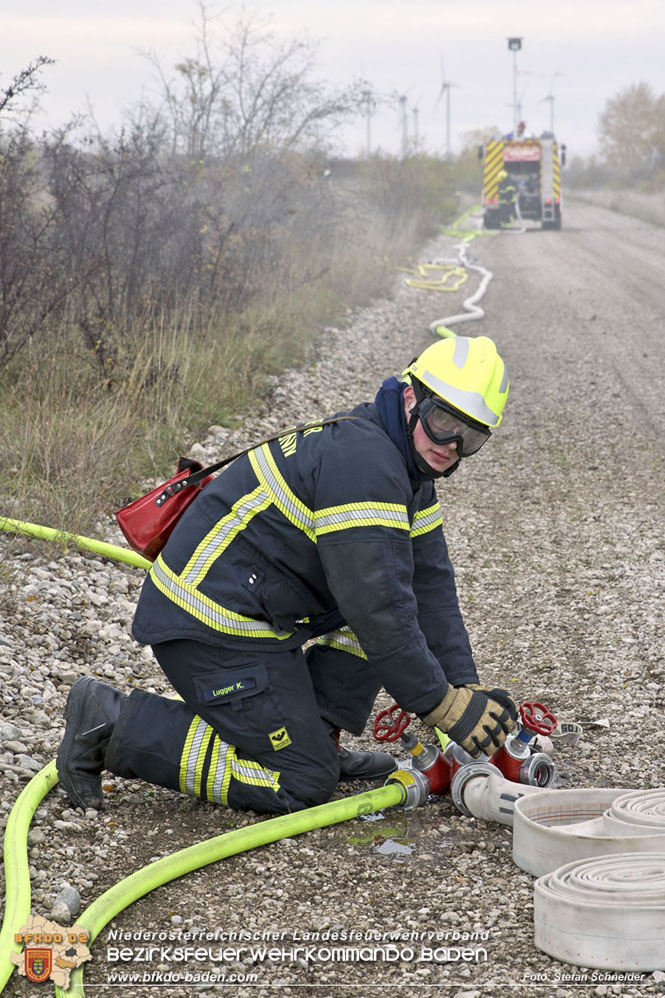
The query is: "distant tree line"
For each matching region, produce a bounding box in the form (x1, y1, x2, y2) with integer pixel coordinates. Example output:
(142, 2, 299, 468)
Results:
(564, 81, 665, 190)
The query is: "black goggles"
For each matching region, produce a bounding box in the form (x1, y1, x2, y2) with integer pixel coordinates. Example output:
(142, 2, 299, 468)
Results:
(417, 397, 491, 456)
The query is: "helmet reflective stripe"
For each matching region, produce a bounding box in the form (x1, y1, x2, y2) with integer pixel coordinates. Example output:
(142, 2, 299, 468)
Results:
(452, 337, 469, 369)
(421, 368, 500, 425)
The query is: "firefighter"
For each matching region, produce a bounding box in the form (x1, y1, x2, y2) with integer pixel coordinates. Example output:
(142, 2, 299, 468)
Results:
(498, 170, 518, 226)
(57, 336, 517, 815)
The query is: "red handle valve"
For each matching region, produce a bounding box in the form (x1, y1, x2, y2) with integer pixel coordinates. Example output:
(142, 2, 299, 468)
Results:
(520, 701, 557, 736)
(373, 704, 411, 742)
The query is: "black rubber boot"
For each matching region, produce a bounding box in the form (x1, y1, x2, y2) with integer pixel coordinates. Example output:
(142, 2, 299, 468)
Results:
(56, 677, 126, 809)
(331, 728, 397, 782)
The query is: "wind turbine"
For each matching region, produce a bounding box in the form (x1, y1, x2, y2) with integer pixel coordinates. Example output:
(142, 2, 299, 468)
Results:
(540, 72, 563, 134)
(435, 57, 458, 159)
(411, 103, 420, 150)
(397, 94, 409, 158)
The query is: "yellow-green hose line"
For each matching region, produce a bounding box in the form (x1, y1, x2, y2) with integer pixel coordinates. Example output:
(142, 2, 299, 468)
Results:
(55, 781, 405, 997)
(0, 517, 151, 571)
(0, 761, 59, 994)
(0, 759, 404, 996)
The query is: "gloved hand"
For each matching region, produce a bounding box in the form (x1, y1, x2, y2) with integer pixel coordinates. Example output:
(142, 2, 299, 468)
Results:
(421, 685, 517, 758)
(462, 683, 519, 720)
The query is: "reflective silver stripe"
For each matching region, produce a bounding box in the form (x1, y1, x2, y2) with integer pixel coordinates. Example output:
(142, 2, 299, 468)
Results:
(211, 740, 232, 803)
(411, 504, 443, 536)
(252, 446, 315, 534)
(316, 507, 410, 530)
(152, 557, 288, 637)
(318, 627, 367, 660)
(421, 369, 499, 424)
(452, 337, 470, 369)
(231, 757, 280, 789)
(184, 489, 269, 584)
(499, 368, 509, 394)
(184, 718, 208, 796)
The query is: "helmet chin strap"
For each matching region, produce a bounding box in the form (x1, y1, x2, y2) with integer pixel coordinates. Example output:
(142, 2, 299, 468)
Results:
(406, 406, 461, 479)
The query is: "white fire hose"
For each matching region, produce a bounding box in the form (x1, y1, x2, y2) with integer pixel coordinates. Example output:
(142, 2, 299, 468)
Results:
(513, 787, 665, 876)
(534, 852, 665, 971)
(427, 240, 493, 337)
(451, 768, 665, 970)
(451, 762, 545, 823)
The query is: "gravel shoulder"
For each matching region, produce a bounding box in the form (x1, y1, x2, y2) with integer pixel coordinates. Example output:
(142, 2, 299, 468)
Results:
(1, 201, 664, 998)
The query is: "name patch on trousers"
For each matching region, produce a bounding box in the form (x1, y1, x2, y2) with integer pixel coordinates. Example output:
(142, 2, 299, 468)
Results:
(206, 678, 257, 701)
(269, 727, 292, 751)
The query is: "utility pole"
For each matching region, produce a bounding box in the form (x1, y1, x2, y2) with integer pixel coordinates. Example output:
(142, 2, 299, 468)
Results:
(411, 105, 419, 150)
(507, 37, 522, 136)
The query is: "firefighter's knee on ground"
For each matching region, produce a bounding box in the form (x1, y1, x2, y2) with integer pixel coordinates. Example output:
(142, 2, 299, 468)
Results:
(287, 751, 340, 809)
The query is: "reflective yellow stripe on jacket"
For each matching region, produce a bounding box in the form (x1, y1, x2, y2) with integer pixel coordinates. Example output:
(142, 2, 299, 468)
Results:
(410, 503, 443, 537)
(150, 553, 291, 639)
(317, 626, 368, 660)
(150, 441, 415, 639)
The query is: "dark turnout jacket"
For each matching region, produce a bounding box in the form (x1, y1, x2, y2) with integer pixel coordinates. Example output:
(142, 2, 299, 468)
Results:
(132, 390, 478, 716)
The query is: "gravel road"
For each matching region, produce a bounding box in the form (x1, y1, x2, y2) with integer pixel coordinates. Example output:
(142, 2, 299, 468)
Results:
(1, 198, 664, 998)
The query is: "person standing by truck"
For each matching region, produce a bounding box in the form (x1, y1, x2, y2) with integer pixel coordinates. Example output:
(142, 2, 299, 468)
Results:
(498, 170, 518, 226)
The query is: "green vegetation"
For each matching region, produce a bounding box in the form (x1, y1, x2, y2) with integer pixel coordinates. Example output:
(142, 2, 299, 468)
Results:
(0, 32, 457, 536)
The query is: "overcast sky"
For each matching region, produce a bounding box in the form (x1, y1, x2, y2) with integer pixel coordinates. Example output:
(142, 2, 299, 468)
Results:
(2, 0, 664, 159)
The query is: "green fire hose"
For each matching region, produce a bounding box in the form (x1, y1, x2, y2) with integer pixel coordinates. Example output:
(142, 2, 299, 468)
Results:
(0, 520, 413, 994)
(1, 760, 405, 997)
(0, 763, 59, 993)
(0, 516, 151, 570)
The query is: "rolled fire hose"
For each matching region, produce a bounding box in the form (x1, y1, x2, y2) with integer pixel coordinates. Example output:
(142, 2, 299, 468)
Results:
(513, 787, 665, 877)
(534, 852, 665, 971)
(451, 763, 665, 970)
(514, 787, 665, 970)
(1, 765, 408, 997)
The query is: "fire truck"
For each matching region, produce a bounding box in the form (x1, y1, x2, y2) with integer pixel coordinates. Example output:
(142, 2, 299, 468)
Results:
(479, 135, 566, 230)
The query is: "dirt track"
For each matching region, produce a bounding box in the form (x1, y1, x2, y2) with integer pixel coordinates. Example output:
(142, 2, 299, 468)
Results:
(2, 198, 665, 997)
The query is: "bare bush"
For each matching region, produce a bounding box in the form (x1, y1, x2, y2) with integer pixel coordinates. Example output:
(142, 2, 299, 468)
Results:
(0, 39, 457, 531)
(147, 5, 362, 159)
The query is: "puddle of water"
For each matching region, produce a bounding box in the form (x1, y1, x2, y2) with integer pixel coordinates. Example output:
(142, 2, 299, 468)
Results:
(376, 838, 414, 857)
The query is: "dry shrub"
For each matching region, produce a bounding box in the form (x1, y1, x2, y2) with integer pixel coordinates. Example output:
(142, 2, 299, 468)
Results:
(0, 152, 458, 535)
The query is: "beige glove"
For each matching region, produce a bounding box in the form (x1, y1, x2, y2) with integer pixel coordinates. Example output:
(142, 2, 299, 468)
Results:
(422, 685, 517, 758)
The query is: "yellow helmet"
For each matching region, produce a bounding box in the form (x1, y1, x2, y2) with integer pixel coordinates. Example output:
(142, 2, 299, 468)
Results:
(498, 169, 508, 181)
(402, 335, 508, 428)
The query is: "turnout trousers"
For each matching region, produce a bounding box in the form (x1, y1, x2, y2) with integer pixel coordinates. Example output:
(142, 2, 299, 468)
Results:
(105, 639, 382, 814)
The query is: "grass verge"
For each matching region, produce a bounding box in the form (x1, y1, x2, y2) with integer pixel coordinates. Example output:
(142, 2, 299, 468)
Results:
(1, 161, 457, 540)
